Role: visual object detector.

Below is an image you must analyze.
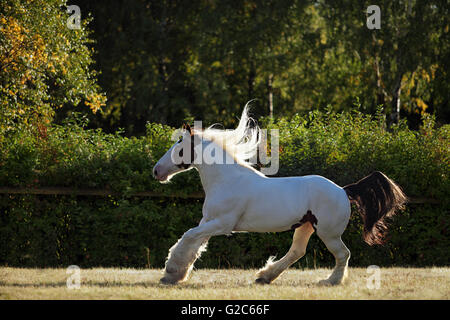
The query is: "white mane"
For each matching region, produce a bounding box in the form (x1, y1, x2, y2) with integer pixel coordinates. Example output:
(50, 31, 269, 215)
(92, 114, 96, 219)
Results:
(196, 103, 261, 165)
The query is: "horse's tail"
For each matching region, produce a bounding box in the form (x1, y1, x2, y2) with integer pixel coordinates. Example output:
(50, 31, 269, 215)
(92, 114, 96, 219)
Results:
(343, 171, 407, 246)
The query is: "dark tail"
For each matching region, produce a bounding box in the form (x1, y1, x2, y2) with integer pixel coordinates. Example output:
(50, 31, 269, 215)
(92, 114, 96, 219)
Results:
(344, 171, 407, 246)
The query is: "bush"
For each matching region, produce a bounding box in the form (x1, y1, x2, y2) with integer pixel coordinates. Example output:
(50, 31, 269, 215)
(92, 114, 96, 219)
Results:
(0, 110, 448, 268)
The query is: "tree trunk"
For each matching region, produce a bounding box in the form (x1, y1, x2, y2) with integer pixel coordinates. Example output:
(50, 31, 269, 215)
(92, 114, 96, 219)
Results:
(391, 75, 403, 124)
(157, 57, 170, 124)
(267, 74, 274, 118)
(156, 5, 170, 124)
(371, 33, 386, 111)
(374, 58, 385, 108)
(248, 62, 256, 100)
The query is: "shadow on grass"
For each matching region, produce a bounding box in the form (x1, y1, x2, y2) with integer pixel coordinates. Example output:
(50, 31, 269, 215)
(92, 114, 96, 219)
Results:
(0, 281, 191, 289)
(0, 279, 319, 289)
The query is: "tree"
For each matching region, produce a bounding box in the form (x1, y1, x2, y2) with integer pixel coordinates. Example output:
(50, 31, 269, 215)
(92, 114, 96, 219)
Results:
(71, 0, 205, 133)
(0, 0, 105, 136)
(319, 0, 449, 124)
(53, 1, 448, 134)
(192, 0, 309, 122)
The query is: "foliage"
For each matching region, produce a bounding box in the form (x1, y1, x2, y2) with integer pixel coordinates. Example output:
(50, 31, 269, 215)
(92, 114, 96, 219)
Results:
(0, 110, 448, 268)
(61, 0, 449, 135)
(0, 0, 106, 137)
(320, 0, 450, 124)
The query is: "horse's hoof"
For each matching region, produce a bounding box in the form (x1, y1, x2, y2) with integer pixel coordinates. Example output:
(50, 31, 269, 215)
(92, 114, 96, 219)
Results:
(160, 277, 177, 285)
(317, 279, 330, 286)
(255, 278, 270, 285)
(165, 265, 178, 274)
(318, 279, 339, 286)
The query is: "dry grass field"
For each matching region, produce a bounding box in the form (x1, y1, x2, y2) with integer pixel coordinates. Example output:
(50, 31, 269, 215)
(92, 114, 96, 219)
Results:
(0, 267, 448, 300)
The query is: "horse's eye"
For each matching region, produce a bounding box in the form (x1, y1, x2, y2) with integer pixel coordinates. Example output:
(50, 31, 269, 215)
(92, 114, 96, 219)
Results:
(177, 136, 183, 143)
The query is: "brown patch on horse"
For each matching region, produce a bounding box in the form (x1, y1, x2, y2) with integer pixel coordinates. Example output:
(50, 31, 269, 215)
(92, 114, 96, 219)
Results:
(177, 125, 196, 169)
(182, 123, 194, 136)
(291, 210, 318, 231)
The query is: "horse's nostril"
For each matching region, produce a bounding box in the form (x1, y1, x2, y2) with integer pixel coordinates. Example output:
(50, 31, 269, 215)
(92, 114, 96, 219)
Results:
(153, 168, 158, 177)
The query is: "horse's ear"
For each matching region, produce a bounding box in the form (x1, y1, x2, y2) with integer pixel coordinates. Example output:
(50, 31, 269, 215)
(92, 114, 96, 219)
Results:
(185, 123, 193, 136)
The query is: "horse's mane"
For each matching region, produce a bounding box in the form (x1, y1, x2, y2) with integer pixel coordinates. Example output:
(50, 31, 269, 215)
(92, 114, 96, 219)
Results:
(195, 103, 261, 166)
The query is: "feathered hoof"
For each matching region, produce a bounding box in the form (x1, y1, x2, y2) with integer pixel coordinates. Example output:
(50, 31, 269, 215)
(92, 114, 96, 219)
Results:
(255, 278, 271, 285)
(317, 278, 340, 286)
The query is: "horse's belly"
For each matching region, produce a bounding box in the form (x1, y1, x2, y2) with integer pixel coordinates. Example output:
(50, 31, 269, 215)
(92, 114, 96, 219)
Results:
(233, 202, 306, 233)
(233, 220, 292, 233)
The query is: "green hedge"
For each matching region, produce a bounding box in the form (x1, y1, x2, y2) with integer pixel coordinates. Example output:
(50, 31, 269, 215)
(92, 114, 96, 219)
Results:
(0, 111, 449, 268)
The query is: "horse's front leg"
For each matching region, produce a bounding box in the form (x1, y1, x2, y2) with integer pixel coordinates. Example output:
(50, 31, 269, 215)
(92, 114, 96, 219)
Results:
(160, 217, 235, 284)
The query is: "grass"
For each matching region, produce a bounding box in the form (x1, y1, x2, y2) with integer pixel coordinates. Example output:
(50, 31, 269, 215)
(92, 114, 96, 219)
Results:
(0, 267, 449, 300)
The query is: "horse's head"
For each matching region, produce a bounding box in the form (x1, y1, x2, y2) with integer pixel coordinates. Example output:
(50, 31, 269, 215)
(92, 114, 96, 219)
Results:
(153, 104, 262, 182)
(153, 123, 197, 183)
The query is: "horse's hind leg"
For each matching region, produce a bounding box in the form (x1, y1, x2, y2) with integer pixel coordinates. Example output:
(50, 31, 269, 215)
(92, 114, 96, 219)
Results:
(317, 235, 350, 286)
(256, 222, 314, 284)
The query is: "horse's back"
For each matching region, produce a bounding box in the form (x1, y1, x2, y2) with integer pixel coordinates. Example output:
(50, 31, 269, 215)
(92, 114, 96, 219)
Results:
(233, 174, 350, 233)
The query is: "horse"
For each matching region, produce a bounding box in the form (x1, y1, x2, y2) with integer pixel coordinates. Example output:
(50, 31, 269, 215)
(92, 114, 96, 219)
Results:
(152, 105, 407, 286)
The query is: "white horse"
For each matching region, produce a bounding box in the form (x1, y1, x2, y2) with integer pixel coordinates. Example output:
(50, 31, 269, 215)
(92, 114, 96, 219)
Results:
(152, 106, 406, 285)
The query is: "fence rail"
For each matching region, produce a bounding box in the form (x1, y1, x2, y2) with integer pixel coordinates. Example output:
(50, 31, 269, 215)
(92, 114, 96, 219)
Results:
(0, 187, 205, 198)
(0, 187, 440, 204)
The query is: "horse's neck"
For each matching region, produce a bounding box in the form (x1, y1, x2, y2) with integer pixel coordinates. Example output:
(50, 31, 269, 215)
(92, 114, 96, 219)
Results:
(193, 138, 263, 193)
(194, 162, 258, 193)
(195, 162, 234, 192)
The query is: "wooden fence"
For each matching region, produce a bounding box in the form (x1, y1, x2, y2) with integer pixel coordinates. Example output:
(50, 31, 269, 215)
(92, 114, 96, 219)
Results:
(0, 187, 440, 204)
